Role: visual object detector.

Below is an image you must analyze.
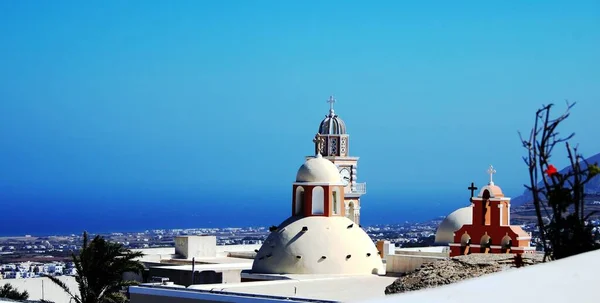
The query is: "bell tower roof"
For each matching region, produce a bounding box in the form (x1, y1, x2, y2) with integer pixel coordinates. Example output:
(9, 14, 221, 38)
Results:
(478, 165, 504, 198)
(318, 96, 347, 135)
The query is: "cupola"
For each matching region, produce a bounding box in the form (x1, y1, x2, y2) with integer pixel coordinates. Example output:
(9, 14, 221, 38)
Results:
(318, 96, 347, 135)
(292, 155, 345, 217)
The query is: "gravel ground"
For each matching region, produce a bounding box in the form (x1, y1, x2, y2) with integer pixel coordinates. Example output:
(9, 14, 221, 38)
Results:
(385, 254, 544, 295)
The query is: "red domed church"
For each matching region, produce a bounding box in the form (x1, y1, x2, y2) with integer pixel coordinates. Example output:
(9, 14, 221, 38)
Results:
(448, 166, 535, 257)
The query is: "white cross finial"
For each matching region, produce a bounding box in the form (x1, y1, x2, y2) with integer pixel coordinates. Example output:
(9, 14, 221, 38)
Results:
(327, 95, 336, 115)
(487, 165, 496, 185)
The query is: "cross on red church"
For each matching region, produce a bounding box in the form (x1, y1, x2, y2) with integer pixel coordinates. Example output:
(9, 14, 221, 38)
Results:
(468, 182, 478, 200)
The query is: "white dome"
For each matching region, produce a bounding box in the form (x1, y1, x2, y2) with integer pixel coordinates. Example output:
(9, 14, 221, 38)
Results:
(252, 216, 384, 275)
(296, 154, 342, 184)
(434, 206, 473, 245)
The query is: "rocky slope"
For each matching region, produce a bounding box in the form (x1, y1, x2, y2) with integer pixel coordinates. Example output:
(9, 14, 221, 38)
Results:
(385, 254, 543, 295)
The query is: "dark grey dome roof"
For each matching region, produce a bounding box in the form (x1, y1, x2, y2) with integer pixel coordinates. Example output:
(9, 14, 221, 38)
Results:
(318, 113, 347, 135)
(318, 96, 347, 135)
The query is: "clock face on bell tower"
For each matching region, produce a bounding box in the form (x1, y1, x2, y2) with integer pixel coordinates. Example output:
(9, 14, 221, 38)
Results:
(339, 168, 351, 186)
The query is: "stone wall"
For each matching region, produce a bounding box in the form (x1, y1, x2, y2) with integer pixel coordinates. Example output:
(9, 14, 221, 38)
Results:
(386, 254, 447, 274)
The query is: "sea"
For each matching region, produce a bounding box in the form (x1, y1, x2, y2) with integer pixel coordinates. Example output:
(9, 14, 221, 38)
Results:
(0, 191, 463, 237)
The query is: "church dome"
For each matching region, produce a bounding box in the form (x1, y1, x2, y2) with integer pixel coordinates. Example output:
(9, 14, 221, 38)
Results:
(296, 154, 342, 184)
(318, 95, 346, 135)
(434, 206, 473, 245)
(318, 113, 347, 135)
(252, 216, 384, 275)
(478, 184, 504, 198)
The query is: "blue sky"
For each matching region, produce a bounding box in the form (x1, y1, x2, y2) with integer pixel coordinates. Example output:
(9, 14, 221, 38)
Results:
(1, 1, 599, 231)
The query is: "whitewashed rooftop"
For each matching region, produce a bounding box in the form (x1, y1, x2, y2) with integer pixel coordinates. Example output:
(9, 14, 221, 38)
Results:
(190, 274, 397, 302)
(368, 249, 600, 303)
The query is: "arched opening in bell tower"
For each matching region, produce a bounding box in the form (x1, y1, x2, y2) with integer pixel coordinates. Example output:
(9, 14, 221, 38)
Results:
(460, 233, 471, 255)
(295, 187, 305, 215)
(348, 201, 356, 222)
(332, 187, 342, 215)
(480, 234, 492, 253)
(312, 187, 325, 215)
(482, 190, 491, 225)
(501, 236, 513, 253)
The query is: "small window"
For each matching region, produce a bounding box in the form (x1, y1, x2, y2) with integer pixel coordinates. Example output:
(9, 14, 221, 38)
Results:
(332, 191, 338, 215)
(331, 187, 342, 215)
(295, 187, 305, 215)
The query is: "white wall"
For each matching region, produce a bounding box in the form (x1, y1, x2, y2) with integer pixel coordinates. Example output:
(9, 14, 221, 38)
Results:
(175, 236, 217, 259)
(1, 276, 79, 302)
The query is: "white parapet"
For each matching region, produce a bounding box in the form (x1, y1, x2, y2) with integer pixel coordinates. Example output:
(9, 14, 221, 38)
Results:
(175, 236, 217, 259)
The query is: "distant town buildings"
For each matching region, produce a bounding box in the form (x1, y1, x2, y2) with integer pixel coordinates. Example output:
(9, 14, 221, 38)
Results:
(1, 261, 75, 279)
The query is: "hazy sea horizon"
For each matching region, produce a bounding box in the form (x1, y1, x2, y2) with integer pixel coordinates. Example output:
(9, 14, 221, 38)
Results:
(0, 187, 475, 237)
(0, 201, 457, 237)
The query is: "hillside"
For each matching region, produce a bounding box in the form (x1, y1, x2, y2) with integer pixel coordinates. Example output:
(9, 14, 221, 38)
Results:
(510, 152, 600, 224)
(511, 152, 600, 206)
(511, 194, 600, 224)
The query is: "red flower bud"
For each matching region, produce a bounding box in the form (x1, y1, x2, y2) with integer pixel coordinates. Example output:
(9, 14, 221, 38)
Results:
(545, 164, 558, 177)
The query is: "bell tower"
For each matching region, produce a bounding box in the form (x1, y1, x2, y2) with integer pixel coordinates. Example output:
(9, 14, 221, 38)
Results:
(450, 165, 534, 257)
(308, 96, 366, 225)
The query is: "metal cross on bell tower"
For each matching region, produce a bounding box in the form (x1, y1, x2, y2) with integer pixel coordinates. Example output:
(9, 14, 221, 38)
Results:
(327, 95, 336, 116)
(487, 165, 496, 185)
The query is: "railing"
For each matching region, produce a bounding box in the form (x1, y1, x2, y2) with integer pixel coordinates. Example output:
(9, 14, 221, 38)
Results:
(352, 183, 367, 194)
